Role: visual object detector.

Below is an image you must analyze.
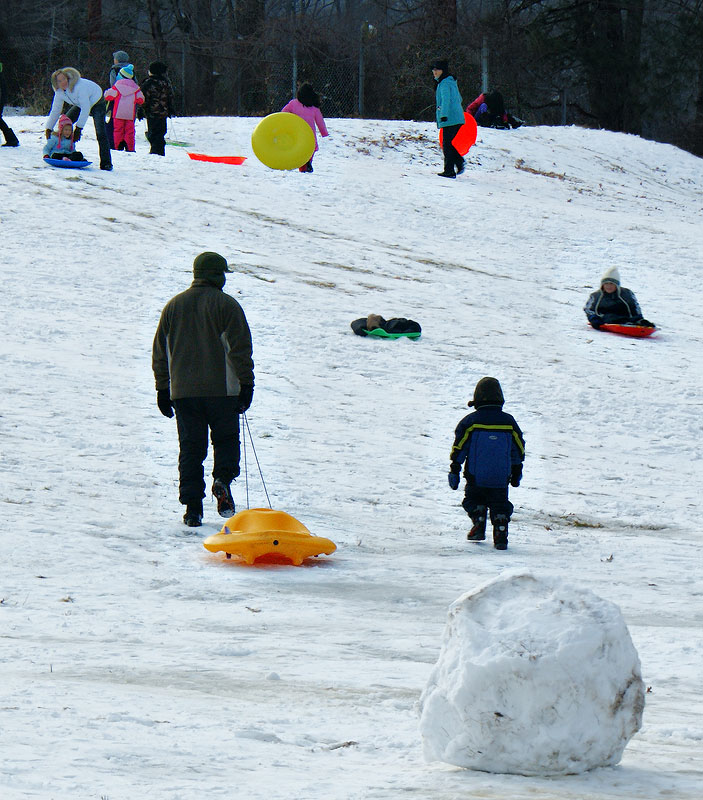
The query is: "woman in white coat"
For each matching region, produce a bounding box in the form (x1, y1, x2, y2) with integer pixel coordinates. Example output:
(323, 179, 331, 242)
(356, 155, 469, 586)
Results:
(44, 67, 112, 170)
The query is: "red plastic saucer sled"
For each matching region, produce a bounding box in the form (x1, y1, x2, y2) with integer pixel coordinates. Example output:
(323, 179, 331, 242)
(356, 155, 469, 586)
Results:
(438, 112, 478, 156)
(599, 323, 656, 338)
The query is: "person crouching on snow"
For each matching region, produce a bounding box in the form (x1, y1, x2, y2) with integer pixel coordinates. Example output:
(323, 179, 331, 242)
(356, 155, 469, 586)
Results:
(584, 267, 655, 329)
(448, 377, 525, 550)
(281, 82, 328, 173)
(42, 114, 85, 161)
(103, 64, 144, 152)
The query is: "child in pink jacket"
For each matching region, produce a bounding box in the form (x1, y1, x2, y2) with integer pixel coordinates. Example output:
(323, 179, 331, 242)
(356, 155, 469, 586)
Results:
(104, 64, 144, 152)
(281, 83, 328, 173)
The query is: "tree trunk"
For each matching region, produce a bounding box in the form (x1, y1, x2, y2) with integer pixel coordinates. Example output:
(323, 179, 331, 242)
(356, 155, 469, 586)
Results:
(579, 0, 645, 134)
(87, 0, 102, 41)
(147, 0, 167, 60)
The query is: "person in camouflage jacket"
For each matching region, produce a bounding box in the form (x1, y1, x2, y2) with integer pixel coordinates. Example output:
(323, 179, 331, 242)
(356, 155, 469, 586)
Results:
(139, 61, 174, 156)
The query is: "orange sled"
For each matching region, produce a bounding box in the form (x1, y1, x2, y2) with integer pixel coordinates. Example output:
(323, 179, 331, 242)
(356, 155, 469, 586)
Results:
(187, 152, 247, 165)
(203, 508, 336, 566)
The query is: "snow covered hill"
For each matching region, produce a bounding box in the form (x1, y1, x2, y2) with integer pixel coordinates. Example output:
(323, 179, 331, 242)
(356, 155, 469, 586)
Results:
(1, 116, 701, 799)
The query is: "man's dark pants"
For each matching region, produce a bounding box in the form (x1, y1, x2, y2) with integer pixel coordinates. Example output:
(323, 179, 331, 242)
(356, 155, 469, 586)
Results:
(172, 396, 241, 505)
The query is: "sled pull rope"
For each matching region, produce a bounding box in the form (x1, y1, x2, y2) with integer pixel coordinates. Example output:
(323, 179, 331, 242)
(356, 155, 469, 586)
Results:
(241, 413, 250, 510)
(241, 412, 272, 509)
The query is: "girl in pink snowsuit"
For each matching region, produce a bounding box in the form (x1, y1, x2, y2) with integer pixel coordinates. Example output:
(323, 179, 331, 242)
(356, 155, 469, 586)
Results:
(281, 83, 328, 172)
(104, 64, 144, 152)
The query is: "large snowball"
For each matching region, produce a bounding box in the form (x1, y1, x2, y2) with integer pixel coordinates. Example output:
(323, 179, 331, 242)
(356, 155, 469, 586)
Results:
(419, 571, 645, 775)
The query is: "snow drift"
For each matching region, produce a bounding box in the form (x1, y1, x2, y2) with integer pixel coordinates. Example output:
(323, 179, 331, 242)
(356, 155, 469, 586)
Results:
(419, 571, 645, 775)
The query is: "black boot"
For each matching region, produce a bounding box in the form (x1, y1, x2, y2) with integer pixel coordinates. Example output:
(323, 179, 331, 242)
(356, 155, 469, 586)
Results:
(467, 506, 487, 541)
(493, 514, 509, 550)
(183, 500, 203, 527)
(1, 128, 19, 147)
(212, 478, 235, 518)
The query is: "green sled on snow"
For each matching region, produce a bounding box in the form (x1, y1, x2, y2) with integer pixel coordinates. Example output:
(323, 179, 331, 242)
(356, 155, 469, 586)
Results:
(364, 328, 421, 340)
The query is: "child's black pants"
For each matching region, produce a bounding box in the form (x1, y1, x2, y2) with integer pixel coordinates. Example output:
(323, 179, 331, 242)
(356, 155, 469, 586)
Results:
(462, 485, 513, 522)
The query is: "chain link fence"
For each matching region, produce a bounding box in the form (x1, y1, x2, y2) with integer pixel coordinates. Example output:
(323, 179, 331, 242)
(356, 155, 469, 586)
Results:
(5, 34, 385, 122)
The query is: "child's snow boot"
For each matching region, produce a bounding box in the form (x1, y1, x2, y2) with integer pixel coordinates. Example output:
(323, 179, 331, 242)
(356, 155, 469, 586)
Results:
(212, 478, 236, 518)
(493, 514, 509, 550)
(467, 506, 487, 541)
(183, 500, 203, 527)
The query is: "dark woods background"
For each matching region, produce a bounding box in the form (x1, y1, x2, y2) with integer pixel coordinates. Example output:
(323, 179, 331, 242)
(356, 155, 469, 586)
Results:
(1, 0, 702, 156)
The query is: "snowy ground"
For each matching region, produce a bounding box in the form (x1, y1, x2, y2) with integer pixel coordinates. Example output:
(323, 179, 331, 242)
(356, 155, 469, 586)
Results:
(1, 114, 702, 799)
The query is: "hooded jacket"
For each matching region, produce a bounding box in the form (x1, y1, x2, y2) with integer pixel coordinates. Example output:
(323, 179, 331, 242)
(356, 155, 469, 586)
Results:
(281, 98, 328, 150)
(435, 74, 464, 128)
(584, 286, 642, 325)
(140, 75, 174, 118)
(152, 279, 254, 401)
(450, 405, 525, 488)
(104, 78, 144, 120)
(46, 68, 103, 130)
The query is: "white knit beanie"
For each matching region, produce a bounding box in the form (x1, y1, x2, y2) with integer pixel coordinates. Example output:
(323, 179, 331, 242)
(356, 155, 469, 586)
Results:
(600, 266, 621, 286)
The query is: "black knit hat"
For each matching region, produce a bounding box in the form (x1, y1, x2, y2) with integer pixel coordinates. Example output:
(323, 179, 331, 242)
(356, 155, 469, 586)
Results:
(149, 61, 168, 77)
(431, 59, 449, 73)
(468, 377, 505, 408)
(193, 251, 232, 276)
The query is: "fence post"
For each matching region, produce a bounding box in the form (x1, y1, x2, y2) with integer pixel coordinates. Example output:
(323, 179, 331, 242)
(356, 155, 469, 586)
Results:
(358, 30, 364, 117)
(481, 36, 489, 93)
(180, 39, 187, 115)
(291, 0, 298, 97)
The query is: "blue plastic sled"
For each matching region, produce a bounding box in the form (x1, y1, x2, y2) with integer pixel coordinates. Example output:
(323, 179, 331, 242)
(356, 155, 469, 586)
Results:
(44, 157, 92, 169)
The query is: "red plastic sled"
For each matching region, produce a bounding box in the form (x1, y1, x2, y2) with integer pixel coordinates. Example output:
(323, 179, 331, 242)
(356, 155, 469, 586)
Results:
(438, 112, 478, 156)
(187, 152, 246, 165)
(599, 323, 656, 338)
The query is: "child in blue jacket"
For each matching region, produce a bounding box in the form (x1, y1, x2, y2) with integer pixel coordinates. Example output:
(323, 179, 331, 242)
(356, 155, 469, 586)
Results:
(448, 377, 525, 550)
(42, 114, 85, 161)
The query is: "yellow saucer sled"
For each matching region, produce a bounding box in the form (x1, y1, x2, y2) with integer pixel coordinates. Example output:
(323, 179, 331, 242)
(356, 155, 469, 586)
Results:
(203, 508, 336, 566)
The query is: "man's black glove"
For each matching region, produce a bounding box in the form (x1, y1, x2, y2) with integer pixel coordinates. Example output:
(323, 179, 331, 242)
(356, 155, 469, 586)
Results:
(136, 107, 144, 121)
(157, 389, 174, 418)
(73, 126, 82, 142)
(448, 472, 460, 490)
(590, 317, 603, 329)
(510, 464, 523, 488)
(236, 384, 254, 413)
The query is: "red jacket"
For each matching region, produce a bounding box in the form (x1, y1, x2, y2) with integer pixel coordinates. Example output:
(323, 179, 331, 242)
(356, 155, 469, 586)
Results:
(466, 93, 486, 117)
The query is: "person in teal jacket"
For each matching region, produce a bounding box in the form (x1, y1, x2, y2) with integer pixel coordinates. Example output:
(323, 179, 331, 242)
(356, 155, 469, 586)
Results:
(432, 59, 465, 179)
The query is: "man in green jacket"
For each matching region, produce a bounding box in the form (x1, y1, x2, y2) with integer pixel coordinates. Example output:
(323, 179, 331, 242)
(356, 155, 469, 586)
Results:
(152, 252, 255, 527)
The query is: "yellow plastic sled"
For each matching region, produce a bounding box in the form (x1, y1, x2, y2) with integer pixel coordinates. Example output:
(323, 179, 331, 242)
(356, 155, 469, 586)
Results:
(203, 508, 336, 566)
